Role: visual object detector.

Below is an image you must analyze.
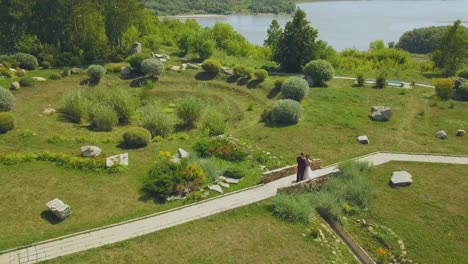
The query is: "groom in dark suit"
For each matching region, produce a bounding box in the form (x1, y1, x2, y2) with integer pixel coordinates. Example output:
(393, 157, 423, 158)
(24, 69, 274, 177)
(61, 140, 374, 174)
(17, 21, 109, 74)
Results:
(296, 152, 306, 182)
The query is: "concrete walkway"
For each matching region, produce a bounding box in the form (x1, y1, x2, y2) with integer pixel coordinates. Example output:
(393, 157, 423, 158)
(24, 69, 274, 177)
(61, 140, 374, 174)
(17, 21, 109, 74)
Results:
(1, 152, 467, 264)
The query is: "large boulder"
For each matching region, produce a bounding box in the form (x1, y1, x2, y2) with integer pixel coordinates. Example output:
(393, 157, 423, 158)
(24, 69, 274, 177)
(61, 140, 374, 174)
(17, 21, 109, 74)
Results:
(131, 42, 142, 54)
(456, 129, 465, 137)
(46, 198, 72, 220)
(208, 184, 223, 194)
(178, 148, 189, 159)
(32, 76, 47, 82)
(357, 135, 369, 145)
(120, 66, 131, 76)
(370, 106, 393, 121)
(10, 81, 20, 90)
(436, 130, 448, 139)
(71, 68, 81, 74)
(80, 145, 102, 157)
(390, 171, 413, 187)
(106, 153, 128, 167)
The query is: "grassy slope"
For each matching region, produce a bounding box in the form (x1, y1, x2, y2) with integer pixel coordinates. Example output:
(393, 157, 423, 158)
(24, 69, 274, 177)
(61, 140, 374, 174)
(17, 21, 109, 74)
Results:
(44, 202, 357, 264)
(345, 162, 468, 263)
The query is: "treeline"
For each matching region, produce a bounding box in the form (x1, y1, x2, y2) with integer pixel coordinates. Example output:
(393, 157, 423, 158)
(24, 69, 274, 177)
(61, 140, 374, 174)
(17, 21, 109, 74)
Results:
(144, 0, 296, 15)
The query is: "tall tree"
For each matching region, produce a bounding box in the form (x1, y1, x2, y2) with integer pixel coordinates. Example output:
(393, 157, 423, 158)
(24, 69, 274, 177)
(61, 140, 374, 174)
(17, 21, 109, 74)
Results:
(432, 20, 468, 76)
(273, 8, 318, 72)
(264, 19, 282, 52)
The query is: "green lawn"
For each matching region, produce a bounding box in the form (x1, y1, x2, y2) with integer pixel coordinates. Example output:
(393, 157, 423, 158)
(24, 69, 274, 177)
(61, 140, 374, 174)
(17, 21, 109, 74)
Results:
(44, 202, 358, 264)
(344, 162, 468, 264)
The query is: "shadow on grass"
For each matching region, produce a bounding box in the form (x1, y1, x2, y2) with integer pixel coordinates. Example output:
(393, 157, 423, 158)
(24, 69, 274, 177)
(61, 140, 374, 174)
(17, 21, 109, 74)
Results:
(247, 80, 261, 89)
(175, 123, 195, 132)
(267, 87, 281, 99)
(138, 194, 166, 204)
(226, 75, 239, 83)
(195, 72, 217, 81)
(236, 77, 250, 86)
(40, 210, 63, 225)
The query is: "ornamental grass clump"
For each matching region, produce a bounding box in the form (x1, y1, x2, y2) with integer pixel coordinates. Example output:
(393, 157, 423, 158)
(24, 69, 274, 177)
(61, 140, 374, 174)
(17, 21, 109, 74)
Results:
(176, 96, 204, 127)
(63, 90, 89, 123)
(88, 103, 118, 131)
(202, 109, 226, 136)
(271, 193, 314, 223)
(142, 106, 173, 137)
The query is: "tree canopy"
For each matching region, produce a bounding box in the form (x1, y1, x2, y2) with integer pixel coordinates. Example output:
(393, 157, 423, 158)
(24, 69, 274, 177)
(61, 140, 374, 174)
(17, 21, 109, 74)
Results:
(432, 20, 468, 76)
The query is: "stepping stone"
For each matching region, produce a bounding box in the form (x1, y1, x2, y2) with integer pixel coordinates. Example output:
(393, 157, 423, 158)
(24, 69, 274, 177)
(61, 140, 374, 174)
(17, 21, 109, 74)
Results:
(178, 148, 189, 159)
(46, 198, 71, 220)
(32, 76, 47, 81)
(436, 130, 448, 139)
(106, 153, 128, 167)
(80, 145, 102, 158)
(208, 185, 223, 194)
(219, 182, 230, 188)
(456, 129, 465, 137)
(357, 135, 369, 144)
(43, 108, 56, 115)
(390, 171, 413, 187)
(218, 176, 240, 184)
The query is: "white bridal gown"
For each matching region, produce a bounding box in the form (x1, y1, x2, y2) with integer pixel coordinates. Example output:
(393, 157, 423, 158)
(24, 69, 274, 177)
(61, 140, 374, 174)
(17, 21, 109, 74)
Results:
(304, 160, 317, 180)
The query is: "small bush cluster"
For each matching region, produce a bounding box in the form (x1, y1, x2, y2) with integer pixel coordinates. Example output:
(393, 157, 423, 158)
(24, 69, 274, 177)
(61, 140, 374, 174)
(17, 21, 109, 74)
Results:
(128, 53, 152, 73)
(455, 81, 468, 101)
(201, 59, 221, 73)
(11, 53, 38, 70)
(176, 96, 204, 127)
(457, 68, 468, 79)
(0, 112, 15, 133)
(49, 73, 62, 80)
(271, 99, 303, 125)
(375, 73, 386, 89)
(19, 77, 35, 87)
(141, 59, 164, 77)
(433, 78, 455, 100)
(0, 68, 13, 78)
(87, 64, 106, 83)
(63, 90, 89, 123)
(254, 69, 268, 82)
(356, 73, 365, 87)
(193, 137, 249, 162)
(223, 166, 247, 179)
(142, 106, 173, 137)
(303, 59, 335, 86)
(271, 193, 314, 223)
(122, 127, 151, 148)
(281, 77, 309, 101)
(0, 88, 16, 112)
(233, 64, 254, 78)
(88, 104, 118, 131)
(202, 109, 226, 136)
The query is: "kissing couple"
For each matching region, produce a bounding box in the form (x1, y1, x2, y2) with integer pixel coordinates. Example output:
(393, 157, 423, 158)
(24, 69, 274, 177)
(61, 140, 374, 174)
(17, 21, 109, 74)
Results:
(296, 152, 317, 182)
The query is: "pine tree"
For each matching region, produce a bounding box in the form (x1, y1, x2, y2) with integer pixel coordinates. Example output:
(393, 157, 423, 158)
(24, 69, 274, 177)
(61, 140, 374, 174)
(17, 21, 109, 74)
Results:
(264, 19, 282, 52)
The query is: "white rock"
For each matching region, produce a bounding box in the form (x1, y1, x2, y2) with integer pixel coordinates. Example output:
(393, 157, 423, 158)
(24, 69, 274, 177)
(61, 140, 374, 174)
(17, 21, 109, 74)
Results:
(120, 66, 131, 75)
(390, 171, 413, 187)
(218, 176, 240, 184)
(46, 198, 71, 220)
(71, 68, 81, 74)
(357, 135, 369, 144)
(154, 53, 164, 58)
(181, 63, 187, 70)
(178, 148, 189, 159)
(43, 108, 56, 115)
(170, 66, 181, 71)
(187, 63, 199, 69)
(9, 68, 16, 72)
(221, 67, 233, 75)
(208, 185, 223, 194)
(436, 130, 448, 139)
(370, 106, 393, 121)
(32, 76, 47, 81)
(10, 81, 20, 90)
(159, 58, 167, 62)
(219, 182, 230, 188)
(106, 153, 128, 167)
(456, 129, 465, 137)
(80, 145, 102, 157)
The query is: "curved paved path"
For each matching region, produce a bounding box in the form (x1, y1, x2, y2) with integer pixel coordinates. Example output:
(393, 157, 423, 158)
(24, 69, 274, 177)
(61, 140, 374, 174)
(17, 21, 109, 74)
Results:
(1, 152, 467, 264)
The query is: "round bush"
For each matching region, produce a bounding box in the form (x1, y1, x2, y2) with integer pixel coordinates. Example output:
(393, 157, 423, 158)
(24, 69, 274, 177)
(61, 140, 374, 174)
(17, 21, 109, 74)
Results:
(11, 53, 38, 70)
(141, 59, 164, 77)
(128, 53, 151, 73)
(0, 87, 16, 112)
(202, 109, 226, 136)
(457, 68, 468, 79)
(281, 77, 309, 101)
(0, 112, 15, 133)
(88, 104, 118, 131)
(176, 96, 204, 126)
(233, 64, 253, 78)
(41, 61, 51, 69)
(87, 65, 106, 82)
(49, 73, 62, 80)
(201, 59, 221, 74)
(19, 77, 35, 87)
(271, 99, 303, 125)
(122, 127, 151, 148)
(303, 59, 335, 86)
(254, 69, 268, 82)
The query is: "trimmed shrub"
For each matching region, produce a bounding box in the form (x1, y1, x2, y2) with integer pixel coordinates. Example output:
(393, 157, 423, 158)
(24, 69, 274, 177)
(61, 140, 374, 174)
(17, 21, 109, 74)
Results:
(202, 109, 226, 136)
(141, 159, 178, 202)
(41, 61, 51, 69)
(0, 87, 16, 112)
(457, 68, 468, 79)
(63, 90, 88, 123)
(141, 59, 164, 77)
(271, 99, 303, 125)
(281, 77, 309, 101)
(87, 64, 106, 83)
(303, 59, 335, 86)
(456, 81, 468, 101)
(201, 59, 221, 73)
(0, 112, 15, 133)
(0, 68, 13, 78)
(128, 53, 151, 73)
(19, 77, 35, 87)
(107, 88, 138, 125)
(142, 107, 173, 137)
(271, 193, 313, 223)
(49, 73, 62, 80)
(88, 104, 118, 131)
(254, 69, 268, 82)
(176, 96, 204, 126)
(233, 64, 253, 78)
(11, 53, 38, 70)
(433, 78, 454, 100)
(122, 127, 151, 148)
(356, 73, 365, 87)
(375, 73, 386, 89)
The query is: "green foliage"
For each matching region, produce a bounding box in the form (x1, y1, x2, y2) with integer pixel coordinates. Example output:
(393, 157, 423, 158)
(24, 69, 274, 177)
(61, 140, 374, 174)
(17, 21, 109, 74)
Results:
(62, 67, 71, 77)
(190, 30, 216, 59)
(0, 88, 16, 112)
(193, 137, 249, 162)
(264, 19, 282, 51)
(271, 193, 313, 223)
(176, 96, 204, 126)
(433, 78, 455, 100)
(107, 88, 138, 125)
(457, 68, 468, 79)
(122, 127, 151, 148)
(197, 157, 227, 183)
(63, 90, 89, 123)
(455, 81, 468, 101)
(141, 59, 164, 77)
(88, 103, 118, 131)
(233, 64, 254, 78)
(281, 77, 309, 101)
(141, 158, 179, 202)
(369, 40, 385, 51)
(0, 68, 13, 78)
(274, 78, 286, 89)
(142, 106, 173, 137)
(375, 73, 387, 89)
(41, 61, 51, 69)
(49, 73, 62, 80)
(179, 163, 206, 192)
(356, 73, 365, 87)
(202, 109, 226, 136)
(254, 69, 268, 82)
(432, 20, 468, 76)
(11, 53, 38, 70)
(202, 59, 221, 73)
(0, 112, 15, 133)
(223, 166, 247, 179)
(128, 53, 152, 73)
(87, 64, 106, 82)
(271, 99, 303, 125)
(303, 59, 335, 86)
(19, 77, 35, 87)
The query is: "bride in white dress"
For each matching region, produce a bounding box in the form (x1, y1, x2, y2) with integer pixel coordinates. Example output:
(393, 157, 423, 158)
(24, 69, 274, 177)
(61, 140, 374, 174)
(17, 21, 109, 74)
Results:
(303, 154, 317, 180)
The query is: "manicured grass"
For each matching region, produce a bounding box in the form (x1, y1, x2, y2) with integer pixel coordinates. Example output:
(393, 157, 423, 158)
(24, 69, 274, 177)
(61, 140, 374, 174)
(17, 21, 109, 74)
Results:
(344, 162, 468, 263)
(44, 202, 358, 264)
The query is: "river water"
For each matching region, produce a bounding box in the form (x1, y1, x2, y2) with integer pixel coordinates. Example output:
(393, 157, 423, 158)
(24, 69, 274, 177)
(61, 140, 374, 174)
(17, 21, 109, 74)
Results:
(176, 0, 468, 50)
